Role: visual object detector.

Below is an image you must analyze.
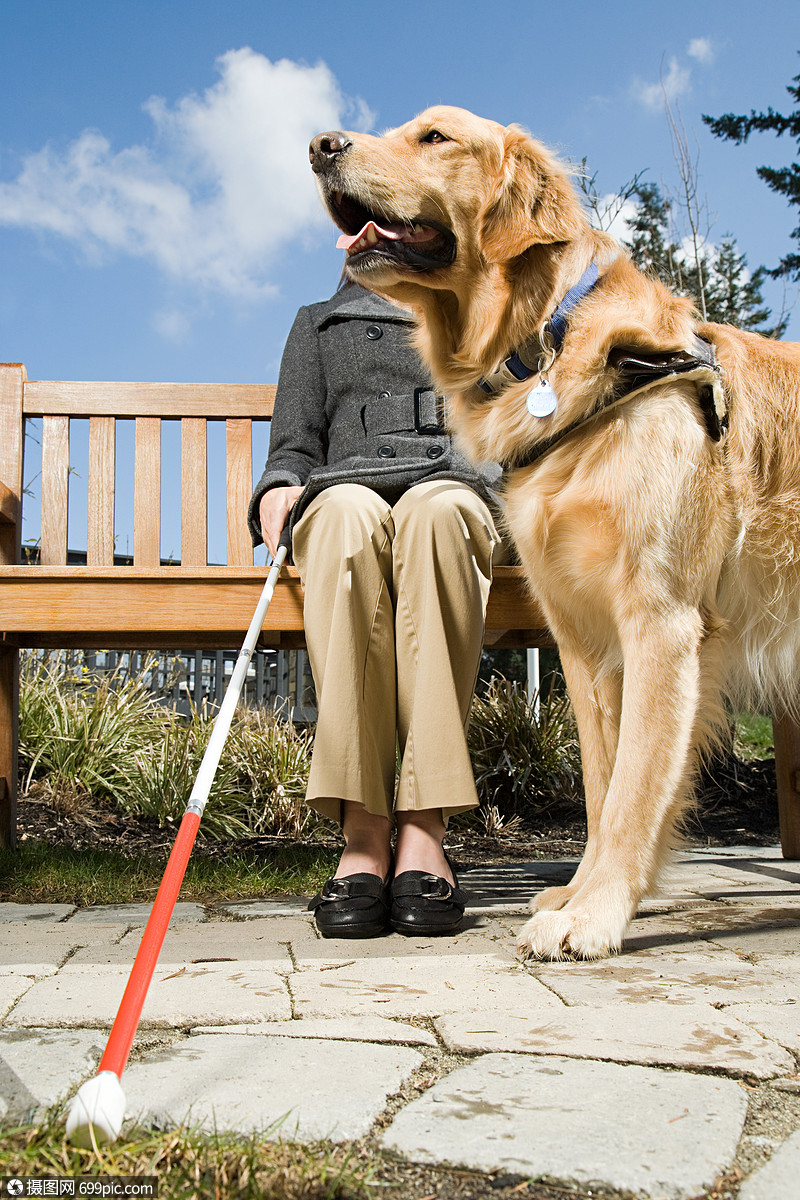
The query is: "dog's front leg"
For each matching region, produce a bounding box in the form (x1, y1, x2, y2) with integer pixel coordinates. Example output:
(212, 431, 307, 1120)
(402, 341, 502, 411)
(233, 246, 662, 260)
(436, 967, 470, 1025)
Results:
(518, 606, 704, 960)
(532, 644, 622, 913)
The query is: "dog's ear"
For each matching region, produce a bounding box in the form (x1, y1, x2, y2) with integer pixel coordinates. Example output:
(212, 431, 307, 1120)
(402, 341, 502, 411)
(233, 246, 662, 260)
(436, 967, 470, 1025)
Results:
(479, 127, 585, 263)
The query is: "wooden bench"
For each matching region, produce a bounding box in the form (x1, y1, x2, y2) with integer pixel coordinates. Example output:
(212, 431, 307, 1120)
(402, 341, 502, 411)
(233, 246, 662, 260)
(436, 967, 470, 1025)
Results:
(1, 363, 798, 858)
(0, 363, 556, 849)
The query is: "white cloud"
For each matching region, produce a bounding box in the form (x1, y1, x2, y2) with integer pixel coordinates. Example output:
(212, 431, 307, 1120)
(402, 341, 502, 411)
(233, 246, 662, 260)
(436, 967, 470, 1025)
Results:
(152, 307, 193, 343)
(632, 56, 692, 111)
(586, 193, 640, 239)
(687, 37, 714, 64)
(675, 233, 716, 266)
(0, 48, 373, 299)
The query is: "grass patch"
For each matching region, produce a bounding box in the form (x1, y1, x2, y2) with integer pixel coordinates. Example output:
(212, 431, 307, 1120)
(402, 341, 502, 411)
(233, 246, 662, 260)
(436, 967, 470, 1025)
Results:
(734, 711, 774, 760)
(0, 1112, 372, 1199)
(0, 841, 338, 906)
(467, 677, 583, 821)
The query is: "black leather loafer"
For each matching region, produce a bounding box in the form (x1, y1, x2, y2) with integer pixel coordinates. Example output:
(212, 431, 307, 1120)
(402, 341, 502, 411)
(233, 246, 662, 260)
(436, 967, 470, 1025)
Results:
(390, 862, 467, 936)
(308, 873, 392, 938)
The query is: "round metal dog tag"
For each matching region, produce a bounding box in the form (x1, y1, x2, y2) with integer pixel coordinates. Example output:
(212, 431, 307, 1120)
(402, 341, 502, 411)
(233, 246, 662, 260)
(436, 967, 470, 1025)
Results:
(526, 379, 557, 417)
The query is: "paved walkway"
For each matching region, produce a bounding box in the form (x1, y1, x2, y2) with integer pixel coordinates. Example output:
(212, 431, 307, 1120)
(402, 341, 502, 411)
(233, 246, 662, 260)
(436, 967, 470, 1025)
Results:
(1, 846, 799, 1199)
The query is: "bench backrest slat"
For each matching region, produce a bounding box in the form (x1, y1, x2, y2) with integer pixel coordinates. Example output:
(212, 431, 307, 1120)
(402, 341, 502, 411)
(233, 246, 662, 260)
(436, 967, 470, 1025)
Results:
(40, 415, 70, 565)
(0, 366, 24, 565)
(134, 417, 162, 566)
(226, 419, 254, 567)
(88, 416, 116, 566)
(181, 418, 208, 567)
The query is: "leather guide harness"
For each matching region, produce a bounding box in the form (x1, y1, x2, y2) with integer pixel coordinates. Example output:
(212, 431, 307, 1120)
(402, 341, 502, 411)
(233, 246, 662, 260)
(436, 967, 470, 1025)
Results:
(501, 334, 727, 473)
(475, 261, 728, 473)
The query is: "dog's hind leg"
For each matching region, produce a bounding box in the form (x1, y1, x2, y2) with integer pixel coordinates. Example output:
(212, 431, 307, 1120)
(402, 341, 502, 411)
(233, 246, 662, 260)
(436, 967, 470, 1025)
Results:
(518, 605, 704, 960)
(532, 647, 622, 913)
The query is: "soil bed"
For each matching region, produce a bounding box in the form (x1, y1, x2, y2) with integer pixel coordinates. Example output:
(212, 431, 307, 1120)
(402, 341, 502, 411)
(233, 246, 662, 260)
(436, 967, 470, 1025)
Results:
(15, 753, 781, 868)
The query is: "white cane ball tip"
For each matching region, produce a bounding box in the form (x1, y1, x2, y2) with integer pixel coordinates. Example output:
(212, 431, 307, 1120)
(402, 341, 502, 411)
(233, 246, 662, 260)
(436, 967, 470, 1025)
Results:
(66, 1071, 126, 1147)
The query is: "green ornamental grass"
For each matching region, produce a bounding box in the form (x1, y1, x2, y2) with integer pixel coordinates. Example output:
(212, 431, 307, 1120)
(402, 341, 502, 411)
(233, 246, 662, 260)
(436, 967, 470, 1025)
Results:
(7, 649, 776, 909)
(17, 651, 586, 846)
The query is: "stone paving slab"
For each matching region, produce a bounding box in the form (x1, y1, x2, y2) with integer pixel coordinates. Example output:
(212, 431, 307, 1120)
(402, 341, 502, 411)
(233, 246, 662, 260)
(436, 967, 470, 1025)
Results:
(771, 1075, 800, 1094)
(292, 927, 517, 965)
(381, 1052, 748, 1200)
(661, 852, 800, 898)
(536, 953, 800, 1006)
(491, 908, 724, 954)
(690, 891, 800, 911)
(692, 846, 787, 858)
(742, 951, 799, 974)
(687, 874, 800, 899)
(69, 918, 303, 965)
(65, 903, 207, 926)
(617, 913, 729, 954)
(724, 1000, 800, 1056)
(739, 1130, 800, 1200)
(6, 962, 292, 1027)
(702, 916, 800, 957)
(689, 895, 800, 919)
(122, 1032, 423, 1142)
(675, 860, 800, 887)
(0, 977, 34, 1017)
(0, 1028, 103, 1121)
(216, 899, 310, 918)
(291, 953, 563, 1019)
(0, 956, 62, 979)
(0, 924, 127, 975)
(198, 1016, 439, 1046)
(464, 901, 533, 916)
(435, 1002, 795, 1077)
(0, 903, 76, 923)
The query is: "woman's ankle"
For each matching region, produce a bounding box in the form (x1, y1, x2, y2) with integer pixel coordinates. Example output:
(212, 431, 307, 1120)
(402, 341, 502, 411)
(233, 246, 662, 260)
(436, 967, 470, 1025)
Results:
(335, 801, 392, 880)
(394, 809, 453, 884)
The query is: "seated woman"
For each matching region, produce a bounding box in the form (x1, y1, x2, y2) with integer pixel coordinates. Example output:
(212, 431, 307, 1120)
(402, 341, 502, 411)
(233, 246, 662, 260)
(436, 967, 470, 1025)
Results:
(248, 281, 503, 938)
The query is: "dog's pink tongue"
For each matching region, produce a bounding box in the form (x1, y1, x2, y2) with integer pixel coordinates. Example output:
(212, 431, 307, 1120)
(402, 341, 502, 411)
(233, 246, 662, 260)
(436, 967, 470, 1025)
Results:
(336, 221, 405, 251)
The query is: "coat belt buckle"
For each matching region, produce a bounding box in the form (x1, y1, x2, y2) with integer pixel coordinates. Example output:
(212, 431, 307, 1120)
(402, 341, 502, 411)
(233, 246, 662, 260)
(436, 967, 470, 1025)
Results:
(414, 388, 445, 435)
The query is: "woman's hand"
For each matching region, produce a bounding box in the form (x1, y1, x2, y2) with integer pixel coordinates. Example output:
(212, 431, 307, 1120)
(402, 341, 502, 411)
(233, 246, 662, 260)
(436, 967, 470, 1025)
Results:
(259, 486, 302, 559)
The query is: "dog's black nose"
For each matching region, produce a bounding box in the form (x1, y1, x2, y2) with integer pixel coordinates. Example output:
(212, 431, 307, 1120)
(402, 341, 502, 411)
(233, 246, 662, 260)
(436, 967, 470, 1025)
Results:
(309, 132, 352, 173)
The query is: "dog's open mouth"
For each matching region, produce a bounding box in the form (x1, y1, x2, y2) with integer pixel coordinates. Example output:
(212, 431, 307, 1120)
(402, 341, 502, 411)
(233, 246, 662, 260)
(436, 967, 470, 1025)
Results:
(327, 191, 455, 272)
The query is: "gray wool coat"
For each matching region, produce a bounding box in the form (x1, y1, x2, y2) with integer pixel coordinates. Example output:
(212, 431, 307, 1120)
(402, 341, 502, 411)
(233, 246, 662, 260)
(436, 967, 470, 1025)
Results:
(247, 283, 502, 546)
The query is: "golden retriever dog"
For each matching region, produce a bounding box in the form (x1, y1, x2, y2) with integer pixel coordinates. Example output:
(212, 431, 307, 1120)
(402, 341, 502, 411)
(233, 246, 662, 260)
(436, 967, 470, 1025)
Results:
(309, 106, 800, 960)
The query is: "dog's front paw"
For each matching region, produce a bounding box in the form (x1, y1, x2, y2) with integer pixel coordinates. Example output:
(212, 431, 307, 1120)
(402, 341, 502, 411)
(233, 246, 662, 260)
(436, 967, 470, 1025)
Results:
(517, 908, 624, 961)
(532, 884, 576, 912)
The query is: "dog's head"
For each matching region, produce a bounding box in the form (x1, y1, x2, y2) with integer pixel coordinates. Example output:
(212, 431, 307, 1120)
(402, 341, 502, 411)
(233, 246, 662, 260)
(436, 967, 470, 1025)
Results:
(309, 105, 587, 296)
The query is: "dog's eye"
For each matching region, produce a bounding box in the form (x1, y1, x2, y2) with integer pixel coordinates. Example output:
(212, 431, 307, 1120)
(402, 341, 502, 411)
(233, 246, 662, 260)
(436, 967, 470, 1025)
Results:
(420, 129, 449, 145)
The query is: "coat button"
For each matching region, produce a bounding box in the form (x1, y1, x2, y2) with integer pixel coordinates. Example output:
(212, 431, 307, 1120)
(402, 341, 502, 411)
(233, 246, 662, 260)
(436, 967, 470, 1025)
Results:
(366, 325, 383, 340)
(426, 445, 444, 459)
(377, 445, 396, 458)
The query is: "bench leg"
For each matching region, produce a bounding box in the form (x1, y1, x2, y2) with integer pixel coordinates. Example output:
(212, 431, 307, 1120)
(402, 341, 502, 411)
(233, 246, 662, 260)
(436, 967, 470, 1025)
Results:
(0, 644, 18, 850)
(772, 713, 800, 860)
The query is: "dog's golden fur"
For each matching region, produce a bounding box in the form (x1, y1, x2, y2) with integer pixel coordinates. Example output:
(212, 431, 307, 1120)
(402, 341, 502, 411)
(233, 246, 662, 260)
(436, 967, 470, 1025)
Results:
(311, 105, 800, 959)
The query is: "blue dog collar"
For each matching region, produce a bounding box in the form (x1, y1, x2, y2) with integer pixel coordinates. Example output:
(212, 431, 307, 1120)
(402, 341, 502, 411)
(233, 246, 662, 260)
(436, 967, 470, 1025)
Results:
(480, 262, 600, 395)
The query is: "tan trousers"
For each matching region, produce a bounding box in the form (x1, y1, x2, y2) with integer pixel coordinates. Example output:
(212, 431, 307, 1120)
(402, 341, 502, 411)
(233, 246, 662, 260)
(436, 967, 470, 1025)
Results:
(292, 481, 501, 823)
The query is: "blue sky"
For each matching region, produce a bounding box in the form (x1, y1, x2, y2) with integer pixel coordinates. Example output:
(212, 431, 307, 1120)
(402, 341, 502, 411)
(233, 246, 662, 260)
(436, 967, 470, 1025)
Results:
(2, 0, 799, 559)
